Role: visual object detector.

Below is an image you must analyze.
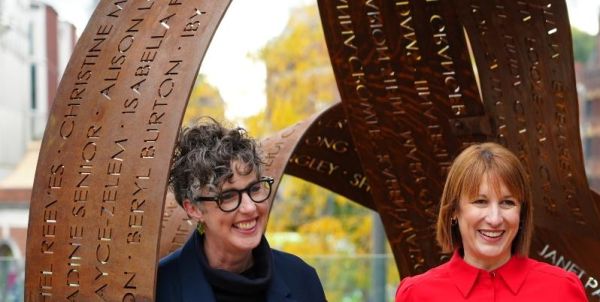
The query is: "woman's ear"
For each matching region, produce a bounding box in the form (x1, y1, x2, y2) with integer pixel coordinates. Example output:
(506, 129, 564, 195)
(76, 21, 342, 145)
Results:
(183, 199, 204, 221)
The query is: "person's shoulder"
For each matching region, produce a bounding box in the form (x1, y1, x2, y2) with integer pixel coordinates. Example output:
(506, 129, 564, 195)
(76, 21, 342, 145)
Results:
(271, 249, 327, 301)
(527, 258, 578, 280)
(156, 249, 184, 301)
(271, 249, 315, 273)
(159, 248, 182, 271)
(157, 249, 184, 288)
(399, 263, 449, 286)
(526, 258, 587, 300)
(396, 262, 451, 299)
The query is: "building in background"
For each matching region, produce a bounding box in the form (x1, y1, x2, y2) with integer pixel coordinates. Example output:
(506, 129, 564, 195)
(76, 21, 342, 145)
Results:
(0, 0, 75, 179)
(580, 16, 600, 192)
(0, 1, 76, 300)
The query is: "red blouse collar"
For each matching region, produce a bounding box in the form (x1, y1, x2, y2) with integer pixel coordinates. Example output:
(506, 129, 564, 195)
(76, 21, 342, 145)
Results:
(447, 249, 529, 297)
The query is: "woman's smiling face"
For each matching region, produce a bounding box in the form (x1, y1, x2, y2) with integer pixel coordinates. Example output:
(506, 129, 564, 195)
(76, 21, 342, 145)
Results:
(456, 173, 521, 271)
(200, 163, 270, 256)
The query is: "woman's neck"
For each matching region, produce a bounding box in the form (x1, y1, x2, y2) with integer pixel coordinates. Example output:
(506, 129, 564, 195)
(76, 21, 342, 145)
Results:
(203, 238, 254, 273)
(463, 251, 511, 271)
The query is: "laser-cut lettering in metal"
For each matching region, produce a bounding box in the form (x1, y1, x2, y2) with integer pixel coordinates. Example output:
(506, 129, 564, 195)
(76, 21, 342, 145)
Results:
(25, 1, 231, 300)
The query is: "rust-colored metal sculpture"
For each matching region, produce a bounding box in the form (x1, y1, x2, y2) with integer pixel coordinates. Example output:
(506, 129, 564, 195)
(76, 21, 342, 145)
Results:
(24, 0, 600, 301)
(24, 1, 231, 300)
(316, 0, 600, 299)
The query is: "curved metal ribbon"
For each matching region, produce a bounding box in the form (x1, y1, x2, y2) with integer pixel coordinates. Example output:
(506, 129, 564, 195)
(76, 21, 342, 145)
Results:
(317, 0, 600, 299)
(24, 1, 231, 300)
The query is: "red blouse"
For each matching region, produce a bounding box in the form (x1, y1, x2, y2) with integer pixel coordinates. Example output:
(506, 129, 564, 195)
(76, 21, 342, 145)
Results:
(396, 250, 588, 301)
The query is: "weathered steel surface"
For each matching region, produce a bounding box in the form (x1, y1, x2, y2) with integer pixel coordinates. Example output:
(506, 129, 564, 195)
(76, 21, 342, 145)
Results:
(24, 0, 231, 300)
(317, 0, 600, 299)
(456, 0, 600, 297)
(158, 192, 194, 259)
(456, 0, 600, 235)
(317, 0, 484, 276)
(281, 103, 374, 210)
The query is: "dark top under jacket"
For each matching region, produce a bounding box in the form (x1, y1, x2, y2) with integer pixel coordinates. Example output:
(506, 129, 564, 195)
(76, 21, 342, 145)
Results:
(156, 231, 327, 302)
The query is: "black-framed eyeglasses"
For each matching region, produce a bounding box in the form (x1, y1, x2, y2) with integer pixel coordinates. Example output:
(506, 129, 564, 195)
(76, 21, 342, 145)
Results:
(194, 177, 274, 212)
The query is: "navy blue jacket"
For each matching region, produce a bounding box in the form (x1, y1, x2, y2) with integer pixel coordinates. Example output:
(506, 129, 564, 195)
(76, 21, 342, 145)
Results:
(156, 232, 327, 302)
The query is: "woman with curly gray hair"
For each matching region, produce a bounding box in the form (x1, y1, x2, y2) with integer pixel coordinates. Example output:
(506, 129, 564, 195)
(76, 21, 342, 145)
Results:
(156, 118, 326, 302)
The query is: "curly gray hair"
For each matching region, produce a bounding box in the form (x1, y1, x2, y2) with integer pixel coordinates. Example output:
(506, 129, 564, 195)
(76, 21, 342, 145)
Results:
(169, 118, 263, 206)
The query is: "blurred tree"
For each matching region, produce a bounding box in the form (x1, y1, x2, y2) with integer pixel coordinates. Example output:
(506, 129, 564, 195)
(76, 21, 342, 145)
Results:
(244, 4, 399, 300)
(249, 4, 340, 133)
(249, 3, 367, 253)
(183, 74, 227, 126)
(572, 27, 596, 64)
